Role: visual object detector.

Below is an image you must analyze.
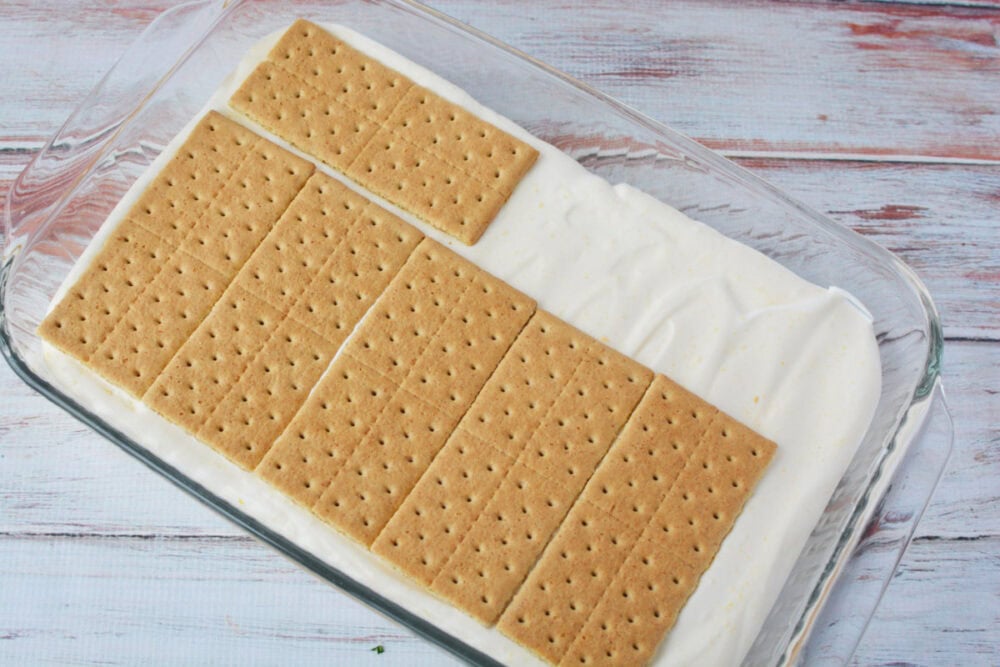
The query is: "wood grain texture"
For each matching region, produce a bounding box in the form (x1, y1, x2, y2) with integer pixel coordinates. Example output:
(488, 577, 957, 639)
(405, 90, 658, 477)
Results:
(1, 1, 997, 666)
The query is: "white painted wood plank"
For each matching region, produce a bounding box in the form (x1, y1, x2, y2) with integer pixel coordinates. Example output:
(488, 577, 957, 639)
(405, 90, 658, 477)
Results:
(735, 159, 1000, 342)
(0, 534, 457, 666)
(1, 0, 998, 159)
(413, 0, 1000, 161)
(855, 538, 1000, 665)
(852, 339, 1000, 664)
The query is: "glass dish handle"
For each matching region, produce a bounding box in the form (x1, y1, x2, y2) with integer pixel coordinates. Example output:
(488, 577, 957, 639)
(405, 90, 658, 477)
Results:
(1, 0, 223, 261)
(799, 382, 954, 665)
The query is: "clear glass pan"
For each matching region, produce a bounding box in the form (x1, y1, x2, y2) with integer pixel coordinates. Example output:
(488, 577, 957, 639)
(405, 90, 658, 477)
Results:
(0, 1, 953, 664)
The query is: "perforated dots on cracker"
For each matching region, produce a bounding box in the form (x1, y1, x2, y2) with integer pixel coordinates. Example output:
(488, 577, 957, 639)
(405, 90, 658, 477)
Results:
(38, 223, 170, 366)
(582, 375, 716, 532)
(498, 506, 641, 663)
(559, 549, 700, 666)
(313, 389, 460, 545)
(372, 312, 586, 583)
(231, 19, 539, 245)
(372, 430, 515, 585)
(386, 310, 651, 624)
(259, 356, 398, 507)
(649, 414, 776, 571)
(197, 319, 339, 469)
(495, 376, 719, 660)
(304, 238, 536, 543)
(501, 374, 775, 664)
(129, 112, 264, 244)
(431, 461, 581, 624)
(177, 135, 314, 278)
(144, 286, 282, 428)
(39, 111, 313, 397)
(146, 171, 421, 469)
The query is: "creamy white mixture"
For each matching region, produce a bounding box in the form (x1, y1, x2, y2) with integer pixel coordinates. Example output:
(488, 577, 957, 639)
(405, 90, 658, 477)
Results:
(43, 25, 882, 666)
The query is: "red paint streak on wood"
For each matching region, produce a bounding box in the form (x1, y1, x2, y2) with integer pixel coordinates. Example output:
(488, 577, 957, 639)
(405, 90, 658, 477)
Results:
(601, 66, 685, 80)
(966, 269, 1000, 282)
(699, 138, 1000, 163)
(847, 20, 998, 49)
(855, 42, 891, 51)
(846, 204, 929, 221)
(107, 4, 169, 23)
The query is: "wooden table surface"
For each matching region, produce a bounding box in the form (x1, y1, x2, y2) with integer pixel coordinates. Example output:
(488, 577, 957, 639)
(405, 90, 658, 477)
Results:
(1, 1, 997, 665)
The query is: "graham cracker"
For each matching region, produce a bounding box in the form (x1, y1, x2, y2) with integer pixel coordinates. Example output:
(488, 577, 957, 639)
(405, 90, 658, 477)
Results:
(258, 237, 534, 543)
(196, 318, 340, 468)
(234, 61, 381, 174)
(312, 387, 460, 545)
(497, 375, 717, 659)
(38, 223, 172, 367)
(579, 375, 718, 533)
(39, 111, 314, 397)
(128, 111, 265, 244)
(140, 285, 282, 428)
(386, 310, 652, 624)
(258, 356, 398, 507)
(371, 309, 605, 584)
(371, 429, 516, 585)
(311, 239, 536, 542)
(497, 506, 643, 663)
(503, 378, 775, 665)
(342, 238, 472, 385)
(559, 548, 701, 666)
(230, 19, 539, 245)
(647, 414, 776, 572)
(145, 171, 422, 468)
(462, 310, 599, 456)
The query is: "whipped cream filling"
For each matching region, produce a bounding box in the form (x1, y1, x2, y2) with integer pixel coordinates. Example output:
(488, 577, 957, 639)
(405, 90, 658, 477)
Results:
(42, 24, 881, 666)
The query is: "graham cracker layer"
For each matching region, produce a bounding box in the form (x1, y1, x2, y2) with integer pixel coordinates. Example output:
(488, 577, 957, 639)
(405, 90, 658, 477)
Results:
(230, 19, 538, 245)
(258, 237, 537, 544)
(499, 375, 777, 665)
(144, 171, 423, 469)
(375, 310, 653, 624)
(39, 111, 314, 397)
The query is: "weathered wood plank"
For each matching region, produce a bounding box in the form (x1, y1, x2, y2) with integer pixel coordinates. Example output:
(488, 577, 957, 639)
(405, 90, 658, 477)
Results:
(850, 338, 1000, 664)
(0, 534, 455, 666)
(854, 537, 1000, 666)
(1, 0, 998, 159)
(733, 159, 1000, 341)
(369, 0, 1000, 160)
(1, 534, 991, 666)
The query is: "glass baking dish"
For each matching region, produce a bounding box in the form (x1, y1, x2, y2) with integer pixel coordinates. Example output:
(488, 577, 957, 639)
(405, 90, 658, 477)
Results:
(0, 1, 953, 664)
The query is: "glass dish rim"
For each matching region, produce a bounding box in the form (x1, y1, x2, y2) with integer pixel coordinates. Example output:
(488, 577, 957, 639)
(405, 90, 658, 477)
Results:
(0, 0, 948, 664)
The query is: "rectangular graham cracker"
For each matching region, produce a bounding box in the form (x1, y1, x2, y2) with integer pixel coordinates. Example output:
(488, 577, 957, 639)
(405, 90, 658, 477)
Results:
(497, 505, 644, 663)
(144, 172, 423, 469)
(575, 375, 720, 534)
(501, 375, 776, 665)
(230, 19, 539, 245)
(371, 309, 603, 584)
(497, 375, 716, 661)
(373, 310, 651, 624)
(39, 111, 314, 397)
(258, 237, 536, 543)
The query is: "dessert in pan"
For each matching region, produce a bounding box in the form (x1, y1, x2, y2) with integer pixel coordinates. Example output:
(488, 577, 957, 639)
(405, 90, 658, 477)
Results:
(38, 19, 880, 666)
